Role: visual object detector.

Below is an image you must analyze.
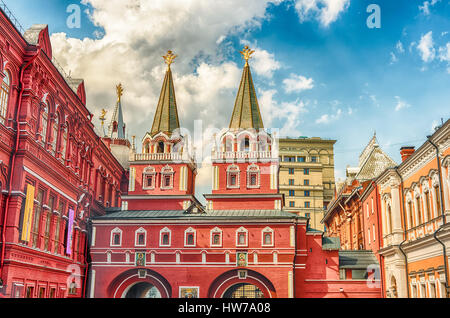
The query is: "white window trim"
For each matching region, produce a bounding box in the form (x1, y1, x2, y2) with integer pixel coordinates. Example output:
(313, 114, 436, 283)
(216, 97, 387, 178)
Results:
(110, 228, 122, 247)
(210, 227, 223, 247)
(142, 166, 157, 190)
(159, 227, 172, 247)
(135, 227, 147, 247)
(247, 164, 261, 189)
(227, 165, 240, 189)
(184, 227, 196, 247)
(261, 227, 274, 247)
(236, 227, 248, 247)
(161, 165, 175, 190)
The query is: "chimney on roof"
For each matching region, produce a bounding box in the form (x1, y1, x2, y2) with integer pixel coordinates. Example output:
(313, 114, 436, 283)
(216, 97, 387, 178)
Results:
(400, 146, 415, 162)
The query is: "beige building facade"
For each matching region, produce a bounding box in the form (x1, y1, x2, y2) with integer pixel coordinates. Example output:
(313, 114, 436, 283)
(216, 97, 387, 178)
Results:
(279, 137, 336, 230)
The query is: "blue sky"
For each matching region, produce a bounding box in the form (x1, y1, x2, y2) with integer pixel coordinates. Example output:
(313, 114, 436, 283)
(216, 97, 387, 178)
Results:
(4, 0, 450, 186)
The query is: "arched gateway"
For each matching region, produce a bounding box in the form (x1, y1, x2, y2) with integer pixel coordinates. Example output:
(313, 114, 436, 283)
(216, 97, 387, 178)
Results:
(208, 269, 276, 298)
(108, 269, 172, 298)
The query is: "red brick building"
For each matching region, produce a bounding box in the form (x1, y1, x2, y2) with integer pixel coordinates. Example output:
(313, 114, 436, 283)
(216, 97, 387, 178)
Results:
(88, 48, 382, 299)
(0, 9, 123, 298)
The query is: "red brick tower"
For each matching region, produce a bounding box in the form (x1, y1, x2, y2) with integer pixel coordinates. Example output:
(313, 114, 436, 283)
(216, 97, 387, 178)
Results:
(122, 51, 200, 211)
(204, 46, 283, 211)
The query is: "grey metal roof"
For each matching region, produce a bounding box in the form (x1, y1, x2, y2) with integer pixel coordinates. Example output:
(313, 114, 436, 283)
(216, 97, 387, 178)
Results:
(322, 236, 340, 251)
(339, 250, 379, 269)
(95, 209, 304, 221)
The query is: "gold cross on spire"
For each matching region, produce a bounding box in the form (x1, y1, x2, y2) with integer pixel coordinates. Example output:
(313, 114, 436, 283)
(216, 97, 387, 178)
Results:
(240, 45, 255, 66)
(163, 50, 177, 69)
(116, 83, 124, 102)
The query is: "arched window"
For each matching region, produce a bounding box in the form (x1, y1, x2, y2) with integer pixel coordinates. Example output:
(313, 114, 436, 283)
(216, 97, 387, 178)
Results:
(61, 124, 68, 161)
(135, 228, 147, 247)
(157, 142, 165, 154)
(407, 199, 414, 229)
(0, 70, 11, 125)
(110, 228, 122, 246)
(184, 227, 196, 247)
(51, 114, 59, 155)
(240, 137, 250, 152)
(415, 195, 422, 225)
(424, 189, 431, 221)
(223, 135, 234, 152)
(210, 227, 222, 247)
(262, 227, 274, 247)
(41, 101, 49, 145)
(159, 227, 171, 247)
(236, 227, 248, 247)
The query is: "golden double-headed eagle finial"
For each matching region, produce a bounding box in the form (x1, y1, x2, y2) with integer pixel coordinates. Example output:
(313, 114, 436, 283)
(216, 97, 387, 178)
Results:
(99, 109, 107, 122)
(116, 83, 124, 102)
(240, 45, 255, 66)
(163, 50, 177, 69)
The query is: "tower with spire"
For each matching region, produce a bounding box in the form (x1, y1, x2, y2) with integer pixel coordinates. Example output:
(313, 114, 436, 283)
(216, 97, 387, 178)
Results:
(101, 83, 132, 169)
(123, 50, 201, 212)
(204, 46, 283, 211)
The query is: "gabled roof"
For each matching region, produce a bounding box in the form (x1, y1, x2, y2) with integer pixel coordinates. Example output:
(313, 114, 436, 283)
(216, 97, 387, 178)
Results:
(355, 144, 397, 181)
(229, 54, 264, 130)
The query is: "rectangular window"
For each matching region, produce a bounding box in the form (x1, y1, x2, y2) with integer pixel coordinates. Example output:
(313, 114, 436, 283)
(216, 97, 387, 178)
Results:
(229, 174, 238, 186)
(304, 179, 310, 186)
(289, 201, 295, 207)
(32, 189, 45, 249)
(304, 201, 310, 208)
(288, 168, 294, 175)
(305, 213, 311, 218)
(298, 156, 306, 163)
(284, 156, 295, 162)
(238, 233, 247, 245)
(304, 191, 310, 197)
(289, 190, 295, 197)
(311, 156, 317, 163)
(26, 286, 34, 298)
(146, 176, 154, 188)
(164, 176, 171, 188)
(137, 233, 145, 246)
(304, 168, 310, 175)
(289, 179, 295, 186)
(113, 233, 121, 246)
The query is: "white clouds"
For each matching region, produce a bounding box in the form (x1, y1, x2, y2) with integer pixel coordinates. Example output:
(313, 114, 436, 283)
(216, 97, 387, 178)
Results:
(294, 0, 350, 27)
(259, 89, 307, 136)
(390, 41, 405, 65)
(414, 31, 450, 73)
(315, 108, 342, 124)
(283, 74, 314, 93)
(239, 41, 281, 79)
(396, 41, 405, 53)
(417, 31, 436, 62)
(419, 0, 441, 15)
(50, 0, 284, 140)
(438, 43, 450, 62)
(394, 96, 411, 111)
